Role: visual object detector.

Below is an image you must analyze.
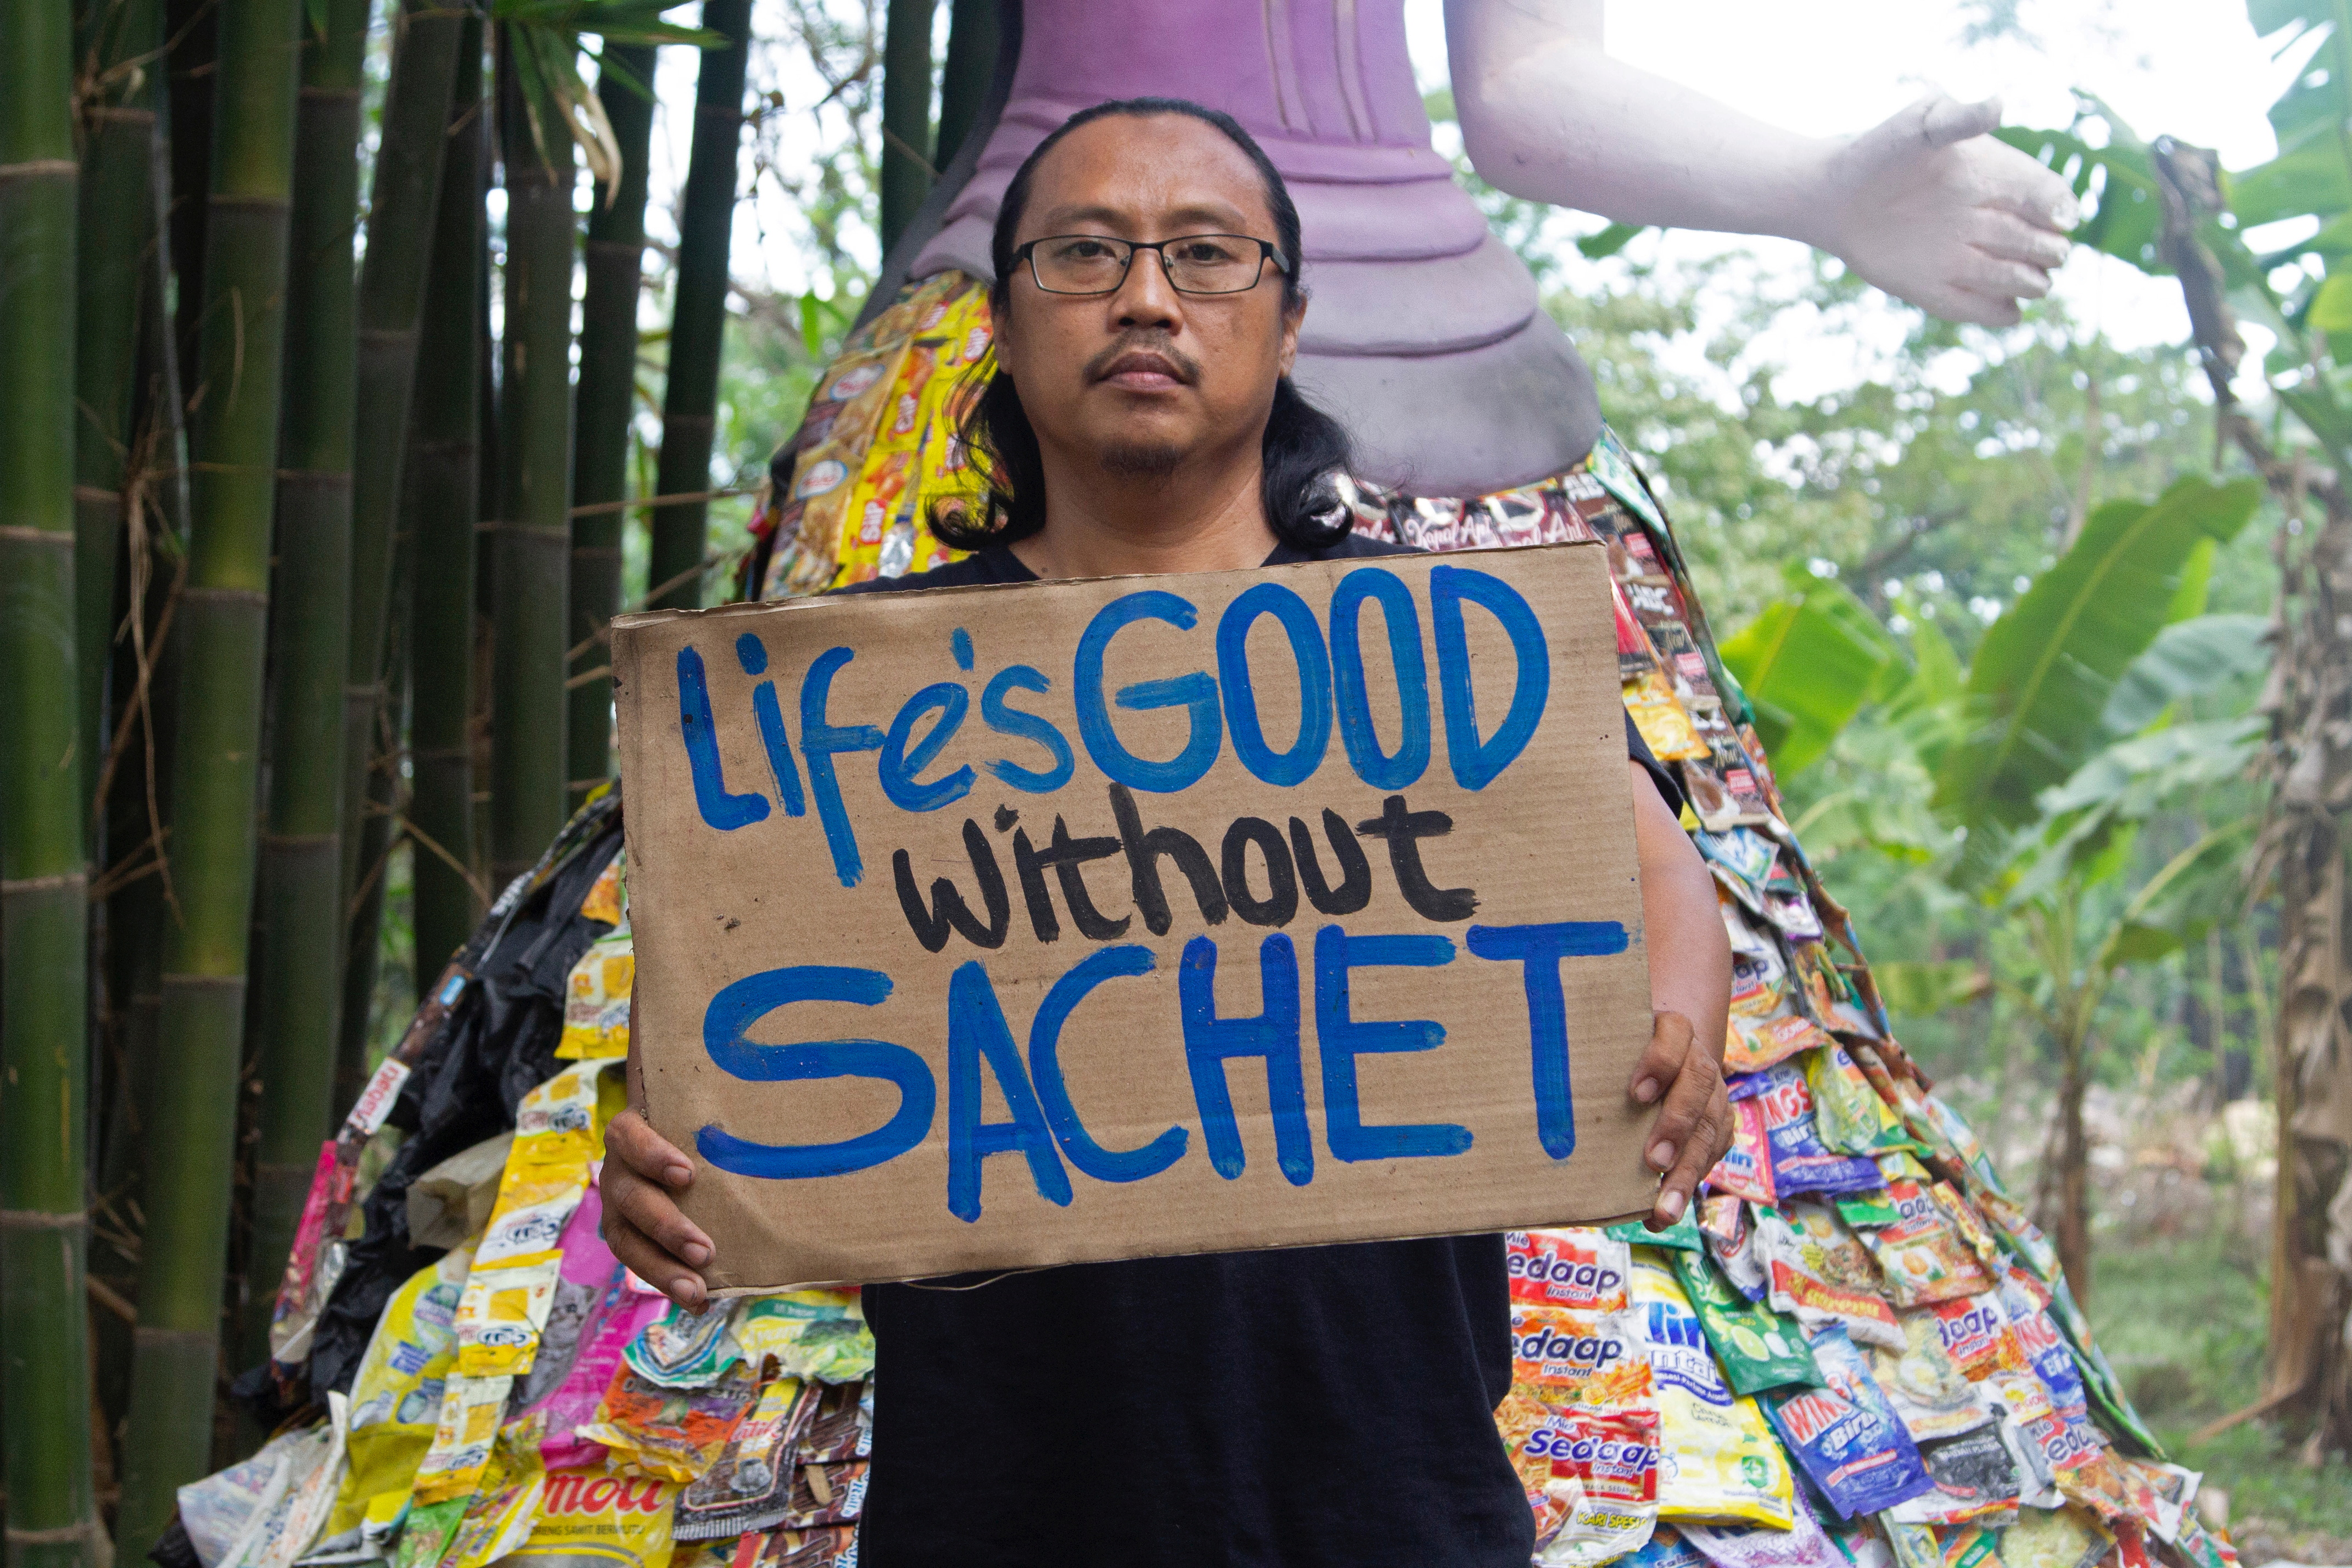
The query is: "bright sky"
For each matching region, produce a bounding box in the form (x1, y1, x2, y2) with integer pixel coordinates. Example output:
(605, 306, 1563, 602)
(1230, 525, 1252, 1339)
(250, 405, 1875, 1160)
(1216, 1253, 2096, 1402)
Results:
(645, 0, 2310, 405)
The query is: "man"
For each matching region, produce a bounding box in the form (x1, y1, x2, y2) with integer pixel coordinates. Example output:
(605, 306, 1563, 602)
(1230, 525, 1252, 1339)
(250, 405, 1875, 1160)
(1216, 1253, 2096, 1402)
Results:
(607, 99, 1733, 1565)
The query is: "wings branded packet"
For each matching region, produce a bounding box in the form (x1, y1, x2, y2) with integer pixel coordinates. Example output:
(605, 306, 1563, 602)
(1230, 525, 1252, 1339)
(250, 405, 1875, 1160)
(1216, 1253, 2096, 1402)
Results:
(1736, 1064, 1885, 1196)
(1509, 1230, 1633, 1311)
(1631, 1258, 1795, 1528)
(1860, 1183, 1993, 1308)
(1526, 1408, 1662, 1567)
(1762, 1324, 1932, 1519)
(1756, 1201, 1903, 1350)
(1669, 1246, 1820, 1397)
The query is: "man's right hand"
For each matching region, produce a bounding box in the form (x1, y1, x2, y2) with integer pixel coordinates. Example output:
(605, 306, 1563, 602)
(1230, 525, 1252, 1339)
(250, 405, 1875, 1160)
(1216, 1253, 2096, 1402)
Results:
(601, 1107, 718, 1312)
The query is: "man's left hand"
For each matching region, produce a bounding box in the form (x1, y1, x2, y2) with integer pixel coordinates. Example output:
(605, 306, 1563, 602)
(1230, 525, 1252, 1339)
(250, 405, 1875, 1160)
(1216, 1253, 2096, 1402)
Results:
(1628, 1009, 1731, 1231)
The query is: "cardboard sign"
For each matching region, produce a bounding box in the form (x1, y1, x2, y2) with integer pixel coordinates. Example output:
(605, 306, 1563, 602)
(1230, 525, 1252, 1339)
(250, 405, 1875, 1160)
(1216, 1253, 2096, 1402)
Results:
(613, 542, 1657, 1292)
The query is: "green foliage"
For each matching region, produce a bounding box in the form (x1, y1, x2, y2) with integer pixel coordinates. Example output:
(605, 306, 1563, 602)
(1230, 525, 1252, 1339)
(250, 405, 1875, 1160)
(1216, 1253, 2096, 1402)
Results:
(1719, 564, 1906, 774)
(1933, 477, 2261, 829)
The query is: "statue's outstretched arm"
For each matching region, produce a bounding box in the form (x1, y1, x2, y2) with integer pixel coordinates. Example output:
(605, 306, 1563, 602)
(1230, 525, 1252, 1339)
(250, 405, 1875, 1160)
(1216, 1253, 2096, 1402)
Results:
(1446, 0, 2080, 326)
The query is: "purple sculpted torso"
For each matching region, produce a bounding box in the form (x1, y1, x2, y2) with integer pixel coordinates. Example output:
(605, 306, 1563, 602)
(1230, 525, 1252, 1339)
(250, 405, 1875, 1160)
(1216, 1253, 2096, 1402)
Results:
(905, 0, 1602, 497)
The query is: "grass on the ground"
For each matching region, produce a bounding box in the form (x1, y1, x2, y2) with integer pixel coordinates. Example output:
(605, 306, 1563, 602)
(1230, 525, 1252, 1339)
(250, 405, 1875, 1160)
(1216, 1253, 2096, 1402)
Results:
(2086, 1218, 2352, 1539)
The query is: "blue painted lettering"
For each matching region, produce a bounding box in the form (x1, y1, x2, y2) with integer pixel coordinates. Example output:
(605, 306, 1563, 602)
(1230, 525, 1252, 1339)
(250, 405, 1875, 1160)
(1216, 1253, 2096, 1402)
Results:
(1312, 926, 1471, 1161)
(677, 646, 770, 831)
(1217, 582, 1332, 787)
(880, 682, 976, 812)
(798, 646, 884, 886)
(697, 966, 934, 1178)
(1074, 591, 1222, 792)
(1027, 946, 1188, 1182)
(1327, 568, 1431, 790)
(980, 665, 1076, 793)
(1430, 565, 1550, 790)
(946, 960, 1074, 1221)
(1179, 933, 1313, 1185)
(1465, 921, 1628, 1158)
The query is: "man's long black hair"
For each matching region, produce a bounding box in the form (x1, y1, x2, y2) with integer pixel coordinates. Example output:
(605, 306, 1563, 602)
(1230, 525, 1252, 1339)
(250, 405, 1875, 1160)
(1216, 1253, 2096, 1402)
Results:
(929, 97, 1356, 552)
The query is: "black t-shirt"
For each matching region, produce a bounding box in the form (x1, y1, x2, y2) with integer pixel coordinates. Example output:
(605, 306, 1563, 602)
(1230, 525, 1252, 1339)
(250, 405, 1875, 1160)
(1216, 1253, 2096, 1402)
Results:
(832, 531, 1676, 1568)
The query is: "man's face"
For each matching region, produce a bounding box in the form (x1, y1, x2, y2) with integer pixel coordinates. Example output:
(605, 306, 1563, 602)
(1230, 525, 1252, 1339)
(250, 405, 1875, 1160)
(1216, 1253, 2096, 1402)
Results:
(995, 114, 1303, 480)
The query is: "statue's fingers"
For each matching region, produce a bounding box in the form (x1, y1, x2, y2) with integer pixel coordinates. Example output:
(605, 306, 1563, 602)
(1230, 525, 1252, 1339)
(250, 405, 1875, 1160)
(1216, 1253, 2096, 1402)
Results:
(1977, 142, 2083, 232)
(1937, 284, 2023, 328)
(1921, 94, 2003, 148)
(1969, 208, 2071, 271)
(1953, 248, 2054, 303)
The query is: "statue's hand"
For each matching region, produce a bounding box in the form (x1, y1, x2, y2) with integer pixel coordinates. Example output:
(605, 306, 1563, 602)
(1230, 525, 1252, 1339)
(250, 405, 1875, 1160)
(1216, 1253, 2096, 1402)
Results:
(1812, 94, 2079, 327)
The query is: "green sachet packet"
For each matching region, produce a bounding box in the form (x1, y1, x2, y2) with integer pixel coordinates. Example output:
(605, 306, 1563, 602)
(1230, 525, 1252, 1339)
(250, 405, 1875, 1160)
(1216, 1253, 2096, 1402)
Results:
(1835, 1191, 1899, 1229)
(1606, 1204, 1705, 1252)
(1669, 1244, 1821, 1397)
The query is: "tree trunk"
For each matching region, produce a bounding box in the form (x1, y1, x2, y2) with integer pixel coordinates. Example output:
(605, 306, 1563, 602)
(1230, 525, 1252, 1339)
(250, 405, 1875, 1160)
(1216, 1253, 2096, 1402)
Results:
(487, 26, 578, 884)
(646, 2, 749, 612)
(2056, 1023, 2094, 1304)
(116, 0, 306, 1550)
(244, 0, 367, 1373)
(568, 41, 657, 799)
(334, 0, 464, 1098)
(878, 0, 936, 256)
(409, 14, 487, 988)
(0, 2, 102, 1563)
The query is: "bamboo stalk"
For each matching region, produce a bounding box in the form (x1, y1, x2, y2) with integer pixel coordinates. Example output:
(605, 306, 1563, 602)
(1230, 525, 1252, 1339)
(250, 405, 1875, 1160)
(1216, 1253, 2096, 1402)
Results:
(408, 12, 486, 988)
(116, 0, 307, 1550)
(487, 23, 578, 885)
(1, 0, 102, 1560)
(333, 0, 464, 1095)
(878, 0, 936, 256)
(645, 1, 748, 614)
(568, 42, 657, 797)
(165, 0, 215, 377)
(934, 0, 998, 171)
(74, 0, 165, 824)
(244, 0, 368, 1374)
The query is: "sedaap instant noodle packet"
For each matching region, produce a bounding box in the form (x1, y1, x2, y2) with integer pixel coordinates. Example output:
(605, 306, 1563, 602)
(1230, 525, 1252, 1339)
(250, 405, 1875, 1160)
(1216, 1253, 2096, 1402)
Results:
(1756, 1201, 1903, 1351)
(1509, 1230, 1633, 1312)
(1526, 1407, 1662, 1566)
(1860, 1183, 1993, 1308)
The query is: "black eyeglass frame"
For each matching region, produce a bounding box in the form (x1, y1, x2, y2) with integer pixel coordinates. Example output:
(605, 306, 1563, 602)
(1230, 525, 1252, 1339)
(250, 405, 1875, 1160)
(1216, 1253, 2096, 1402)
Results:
(1012, 233, 1293, 296)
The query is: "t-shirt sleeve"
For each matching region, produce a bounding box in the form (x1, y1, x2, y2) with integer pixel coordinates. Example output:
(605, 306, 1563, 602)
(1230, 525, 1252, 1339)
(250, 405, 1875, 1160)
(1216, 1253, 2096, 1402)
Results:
(1624, 712, 1687, 820)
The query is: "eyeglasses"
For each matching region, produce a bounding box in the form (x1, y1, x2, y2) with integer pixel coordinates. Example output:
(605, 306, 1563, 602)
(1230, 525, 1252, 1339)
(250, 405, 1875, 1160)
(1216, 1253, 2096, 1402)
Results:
(1013, 233, 1290, 296)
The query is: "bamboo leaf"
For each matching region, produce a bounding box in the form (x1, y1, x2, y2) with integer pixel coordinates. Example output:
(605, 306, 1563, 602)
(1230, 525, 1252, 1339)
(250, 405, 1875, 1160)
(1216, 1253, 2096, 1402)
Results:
(1578, 222, 1647, 260)
(1931, 475, 2263, 828)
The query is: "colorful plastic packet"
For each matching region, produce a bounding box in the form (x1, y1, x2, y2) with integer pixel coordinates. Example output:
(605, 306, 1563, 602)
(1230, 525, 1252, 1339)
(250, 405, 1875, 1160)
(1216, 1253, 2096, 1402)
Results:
(2173, 1515, 2242, 1568)
(1867, 1311, 1994, 1443)
(1997, 1273, 2090, 1422)
(626, 1297, 746, 1389)
(1631, 1258, 1795, 1528)
(1826, 1517, 1895, 1567)
(1681, 1485, 1838, 1567)
(1878, 1519, 1939, 1568)
(781, 1460, 870, 1528)
(577, 1358, 763, 1483)
(797, 1379, 874, 1464)
(1858, 1183, 1992, 1308)
(1668, 1246, 1819, 1397)
(1608, 1210, 1706, 1252)
(1695, 827, 1777, 895)
(1702, 1197, 1771, 1303)
(439, 1463, 542, 1568)
(1755, 1200, 1903, 1350)
(1936, 1521, 2004, 1568)
(556, 924, 634, 1061)
(1999, 1503, 2113, 1568)
(1625, 1524, 1709, 1568)
(2113, 1457, 2198, 1543)
(677, 1382, 823, 1542)
(1508, 1230, 1633, 1311)
(1727, 1013, 1836, 1076)
(1835, 1190, 1899, 1230)
(533, 1194, 672, 1471)
(411, 1371, 516, 1505)
(1762, 1324, 1933, 1520)
(764, 1526, 861, 1568)
(1806, 1046, 1914, 1157)
(1737, 1064, 1884, 1196)
(328, 1245, 470, 1538)
(1983, 1369, 2065, 1508)
(1524, 1408, 1661, 1566)
(177, 1412, 342, 1568)
(500, 1468, 680, 1568)
(1881, 1424, 2018, 1527)
(1511, 1302, 1651, 1410)
(1704, 1090, 1779, 1207)
(674, 1375, 821, 1541)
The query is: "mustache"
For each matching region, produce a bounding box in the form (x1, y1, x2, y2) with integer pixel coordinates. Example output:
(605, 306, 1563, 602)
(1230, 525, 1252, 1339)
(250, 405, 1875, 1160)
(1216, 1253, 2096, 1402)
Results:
(1084, 332, 1201, 385)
